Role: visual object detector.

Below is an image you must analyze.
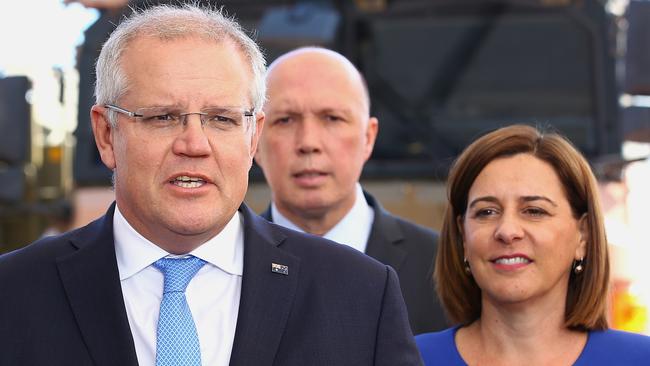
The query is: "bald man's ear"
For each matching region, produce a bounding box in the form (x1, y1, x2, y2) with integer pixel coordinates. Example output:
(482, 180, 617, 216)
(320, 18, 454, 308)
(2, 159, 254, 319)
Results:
(363, 117, 378, 162)
(253, 151, 263, 167)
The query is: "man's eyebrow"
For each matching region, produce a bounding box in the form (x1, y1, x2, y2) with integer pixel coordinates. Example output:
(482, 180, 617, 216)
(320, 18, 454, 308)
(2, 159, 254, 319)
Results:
(319, 107, 351, 114)
(316, 108, 358, 121)
(266, 106, 298, 116)
(140, 104, 183, 109)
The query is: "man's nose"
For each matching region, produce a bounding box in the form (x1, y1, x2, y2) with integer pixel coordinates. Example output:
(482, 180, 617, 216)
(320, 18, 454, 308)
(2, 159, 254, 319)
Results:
(296, 118, 323, 154)
(172, 114, 211, 157)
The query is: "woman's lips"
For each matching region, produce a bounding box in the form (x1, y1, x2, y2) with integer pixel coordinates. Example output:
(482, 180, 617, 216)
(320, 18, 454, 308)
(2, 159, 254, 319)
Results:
(491, 255, 532, 271)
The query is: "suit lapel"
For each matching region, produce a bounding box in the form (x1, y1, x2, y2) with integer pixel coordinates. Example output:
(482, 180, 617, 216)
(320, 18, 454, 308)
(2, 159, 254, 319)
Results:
(363, 191, 408, 271)
(229, 205, 300, 366)
(260, 205, 272, 221)
(56, 204, 138, 366)
(262, 193, 407, 271)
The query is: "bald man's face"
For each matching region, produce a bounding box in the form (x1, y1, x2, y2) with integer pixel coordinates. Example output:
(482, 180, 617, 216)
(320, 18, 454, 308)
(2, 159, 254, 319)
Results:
(255, 52, 378, 218)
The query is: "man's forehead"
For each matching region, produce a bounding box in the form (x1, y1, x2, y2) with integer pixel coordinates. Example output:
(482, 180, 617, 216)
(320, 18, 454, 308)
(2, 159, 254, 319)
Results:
(265, 48, 370, 114)
(124, 34, 242, 59)
(269, 47, 355, 71)
(119, 36, 252, 101)
(266, 99, 355, 115)
(264, 84, 363, 112)
(269, 52, 358, 83)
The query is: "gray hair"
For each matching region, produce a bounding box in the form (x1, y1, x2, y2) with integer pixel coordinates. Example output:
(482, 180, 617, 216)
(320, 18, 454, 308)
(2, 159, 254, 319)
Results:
(95, 4, 266, 128)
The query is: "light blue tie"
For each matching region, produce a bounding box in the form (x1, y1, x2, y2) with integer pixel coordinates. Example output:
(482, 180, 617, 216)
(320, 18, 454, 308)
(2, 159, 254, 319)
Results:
(154, 256, 206, 366)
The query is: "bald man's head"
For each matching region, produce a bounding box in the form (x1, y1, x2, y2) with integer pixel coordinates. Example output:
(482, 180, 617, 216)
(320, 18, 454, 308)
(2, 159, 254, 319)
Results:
(255, 47, 379, 234)
(266, 47, 371, 115)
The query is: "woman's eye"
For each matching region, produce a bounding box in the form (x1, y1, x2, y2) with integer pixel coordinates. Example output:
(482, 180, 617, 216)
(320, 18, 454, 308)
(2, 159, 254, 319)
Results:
(524, 207, 548, 217)
(474, 208, 497, 218)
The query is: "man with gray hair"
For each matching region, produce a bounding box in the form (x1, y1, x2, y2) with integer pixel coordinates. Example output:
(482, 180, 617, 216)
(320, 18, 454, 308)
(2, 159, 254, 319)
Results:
(0, 5, 422, 366)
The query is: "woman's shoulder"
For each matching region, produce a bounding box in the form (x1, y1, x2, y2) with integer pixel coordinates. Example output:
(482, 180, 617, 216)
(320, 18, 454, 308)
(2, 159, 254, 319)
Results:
(589, 328, 650, 345)
(415, 327, 457, 348)
(415, 326, 466, 365)
(575, 328, 650, 365)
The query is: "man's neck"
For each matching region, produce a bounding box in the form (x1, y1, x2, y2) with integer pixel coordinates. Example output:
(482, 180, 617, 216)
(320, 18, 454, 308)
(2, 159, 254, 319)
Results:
(273, 187, 362, 236)
(279, 202, 352, 236)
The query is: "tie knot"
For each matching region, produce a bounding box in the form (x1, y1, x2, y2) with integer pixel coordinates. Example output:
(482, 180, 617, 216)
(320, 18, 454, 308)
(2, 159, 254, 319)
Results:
(154, 256, 206, 293)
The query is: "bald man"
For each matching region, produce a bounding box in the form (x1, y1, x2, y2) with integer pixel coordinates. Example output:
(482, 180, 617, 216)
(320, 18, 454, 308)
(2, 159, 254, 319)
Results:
(255, 47, 447, 335)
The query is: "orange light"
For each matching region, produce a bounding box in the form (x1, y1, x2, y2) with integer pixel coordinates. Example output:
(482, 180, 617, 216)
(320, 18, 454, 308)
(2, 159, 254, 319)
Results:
(611, 279, 648, 334)
(46, 146, 62, 164)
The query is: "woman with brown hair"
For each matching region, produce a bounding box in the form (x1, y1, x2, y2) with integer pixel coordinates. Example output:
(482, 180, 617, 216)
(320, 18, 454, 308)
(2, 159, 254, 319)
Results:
(416, 124, 650, 365)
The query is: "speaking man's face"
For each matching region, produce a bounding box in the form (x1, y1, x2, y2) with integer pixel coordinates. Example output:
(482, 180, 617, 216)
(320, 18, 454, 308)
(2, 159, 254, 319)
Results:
(92, 36, 263, 252)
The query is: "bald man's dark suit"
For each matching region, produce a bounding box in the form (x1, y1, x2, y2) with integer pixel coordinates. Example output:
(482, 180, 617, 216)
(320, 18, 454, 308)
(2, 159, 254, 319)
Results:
(261, 190, 448, 335)
(0, 203, 422, 365)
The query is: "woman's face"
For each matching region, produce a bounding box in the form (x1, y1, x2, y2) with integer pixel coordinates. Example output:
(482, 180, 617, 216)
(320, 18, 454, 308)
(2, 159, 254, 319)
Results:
(461, 153, 587, 309)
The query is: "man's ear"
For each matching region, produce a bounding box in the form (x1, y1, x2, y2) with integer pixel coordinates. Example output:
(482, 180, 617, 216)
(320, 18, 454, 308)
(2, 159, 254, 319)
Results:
(249, 111, 265, 159)
(363, 116, 378, 162)
(90, 105, 116, 170)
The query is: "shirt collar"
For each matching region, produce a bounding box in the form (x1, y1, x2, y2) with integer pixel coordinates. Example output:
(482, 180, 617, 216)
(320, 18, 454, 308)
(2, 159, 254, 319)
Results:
(114, 205, 244, 281)
(272, 183, 374, 252)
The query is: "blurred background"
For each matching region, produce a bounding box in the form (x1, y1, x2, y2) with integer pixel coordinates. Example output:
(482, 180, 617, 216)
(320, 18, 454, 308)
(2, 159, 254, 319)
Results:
(1, 0, 649, 334)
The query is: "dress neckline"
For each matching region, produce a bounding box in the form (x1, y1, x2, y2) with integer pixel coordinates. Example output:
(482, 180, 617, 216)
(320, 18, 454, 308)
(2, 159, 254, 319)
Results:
(450, 325, 592, 365)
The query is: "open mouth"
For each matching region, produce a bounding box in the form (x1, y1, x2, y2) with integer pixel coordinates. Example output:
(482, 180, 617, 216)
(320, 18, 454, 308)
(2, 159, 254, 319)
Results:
(492, 256, 531, 265)
(170, 175, 206, 188)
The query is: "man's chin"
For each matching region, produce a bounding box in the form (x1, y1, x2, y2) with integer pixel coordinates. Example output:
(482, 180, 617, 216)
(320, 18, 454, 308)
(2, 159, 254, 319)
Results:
(293, 200, 333, 219)
(165, 214, 223, 237)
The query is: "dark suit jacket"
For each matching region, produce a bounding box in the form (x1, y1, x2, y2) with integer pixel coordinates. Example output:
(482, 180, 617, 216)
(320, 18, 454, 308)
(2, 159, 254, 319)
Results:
(261, 191, 448, 335)
(0, 203, 422, 366)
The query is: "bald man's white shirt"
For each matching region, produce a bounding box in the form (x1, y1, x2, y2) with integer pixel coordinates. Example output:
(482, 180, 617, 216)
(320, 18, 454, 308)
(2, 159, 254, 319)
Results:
(114, 205, 243, 366)
(271, 183, 374, 253)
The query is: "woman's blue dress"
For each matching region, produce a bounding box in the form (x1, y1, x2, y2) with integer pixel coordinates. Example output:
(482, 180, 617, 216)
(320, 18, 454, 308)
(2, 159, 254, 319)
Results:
(416, 326, 650, 365)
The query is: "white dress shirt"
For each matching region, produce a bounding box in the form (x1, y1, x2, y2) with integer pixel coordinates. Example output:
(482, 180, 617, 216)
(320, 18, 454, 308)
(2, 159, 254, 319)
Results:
(272, 183, 375, 253)
(114, 205, 243, 366)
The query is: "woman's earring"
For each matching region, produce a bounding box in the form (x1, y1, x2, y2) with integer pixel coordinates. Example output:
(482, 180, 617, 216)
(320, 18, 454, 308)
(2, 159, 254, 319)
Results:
(464, 258, 472, 275)
(573, 257, 584, 274)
